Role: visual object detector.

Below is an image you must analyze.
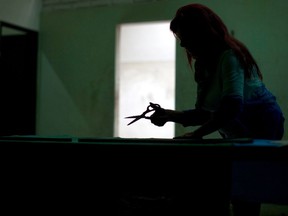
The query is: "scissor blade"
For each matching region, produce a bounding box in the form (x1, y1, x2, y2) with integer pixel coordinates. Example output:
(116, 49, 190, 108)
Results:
(127, 118, 140, 126)
(127, 116, 152, 125)
(125, 115, 140, 119)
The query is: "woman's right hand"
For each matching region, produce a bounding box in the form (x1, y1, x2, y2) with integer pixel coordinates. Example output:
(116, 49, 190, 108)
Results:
(150, 109, 172, 127)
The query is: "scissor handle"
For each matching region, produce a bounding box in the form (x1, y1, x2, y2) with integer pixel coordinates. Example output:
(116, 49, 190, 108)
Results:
(148, 102, 161, 111)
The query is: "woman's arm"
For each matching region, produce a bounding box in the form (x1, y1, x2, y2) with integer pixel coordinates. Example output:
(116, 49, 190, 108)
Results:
(150, 108, 210, 127)
(183, 95, 243, 138)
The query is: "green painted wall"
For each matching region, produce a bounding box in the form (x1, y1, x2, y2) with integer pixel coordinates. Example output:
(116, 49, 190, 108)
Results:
(38, 0, 288, 139)
(0, 0, 40, 30)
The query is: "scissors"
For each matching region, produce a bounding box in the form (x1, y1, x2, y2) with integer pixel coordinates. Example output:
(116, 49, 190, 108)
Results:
(125, 102, 162, 126)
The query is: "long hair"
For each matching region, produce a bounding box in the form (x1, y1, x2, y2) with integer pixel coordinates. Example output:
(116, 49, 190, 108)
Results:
(170, 4, 262, 80)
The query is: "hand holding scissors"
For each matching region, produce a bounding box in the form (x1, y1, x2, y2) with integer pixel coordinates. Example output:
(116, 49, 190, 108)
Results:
(125, 102, 163, 126)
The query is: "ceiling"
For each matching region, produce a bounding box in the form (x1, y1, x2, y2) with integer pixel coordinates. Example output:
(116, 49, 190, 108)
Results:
(42, 0, 164, 12)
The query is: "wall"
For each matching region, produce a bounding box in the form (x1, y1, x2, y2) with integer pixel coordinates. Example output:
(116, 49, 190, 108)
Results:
(0, 0, 41, 30)
(38, 0, 287, 138)
(38, 0, 181, 137)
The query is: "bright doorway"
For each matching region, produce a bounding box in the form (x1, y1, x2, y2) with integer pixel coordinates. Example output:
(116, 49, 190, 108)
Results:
(114, 22, 175, 138)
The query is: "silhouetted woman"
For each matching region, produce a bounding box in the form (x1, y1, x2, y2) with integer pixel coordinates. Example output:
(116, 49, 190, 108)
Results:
(150, 3, 285, 216)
